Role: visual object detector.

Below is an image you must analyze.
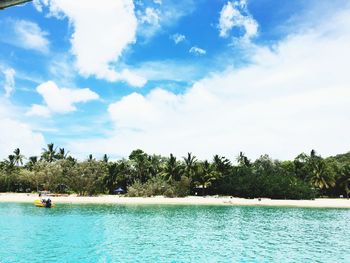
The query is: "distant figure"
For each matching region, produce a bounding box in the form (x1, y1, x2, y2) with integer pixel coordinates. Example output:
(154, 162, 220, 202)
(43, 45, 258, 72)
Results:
(39, 192, 42, 197)
(45, 198, 52, 208)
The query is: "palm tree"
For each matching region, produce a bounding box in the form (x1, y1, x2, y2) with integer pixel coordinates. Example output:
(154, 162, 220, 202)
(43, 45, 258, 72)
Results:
(41, 143, 57, 162)
(148, 154, 163, 178)
(26, 156, 38, 171)
(104, 162, 118, 194)
(193, 161, 218, 195)
(129, 149, 150, 183)
(294, 153, 309, 181)
(213, 154, 231, 175)
(307, 154, 335, 190)
(183, 152, 196, 178)
(103, 154, 109, 163)
(13, 148, 24, 166)
(5, 155, 16, 168)
(88, 154, 94, 162)
(165, 153, 183, 181)
(57, 148, 68, 159)
(237, 152, 251, 167)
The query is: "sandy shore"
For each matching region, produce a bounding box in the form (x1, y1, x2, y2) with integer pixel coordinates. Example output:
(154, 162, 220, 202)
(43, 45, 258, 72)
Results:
(0, 193, 349, 208)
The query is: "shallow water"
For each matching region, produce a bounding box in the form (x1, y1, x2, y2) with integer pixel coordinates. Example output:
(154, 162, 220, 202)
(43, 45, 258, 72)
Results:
(0, 203, 349, 263)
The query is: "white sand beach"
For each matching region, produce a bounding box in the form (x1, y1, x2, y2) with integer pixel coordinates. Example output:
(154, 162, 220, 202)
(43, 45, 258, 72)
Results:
(0, 193, 349, 208)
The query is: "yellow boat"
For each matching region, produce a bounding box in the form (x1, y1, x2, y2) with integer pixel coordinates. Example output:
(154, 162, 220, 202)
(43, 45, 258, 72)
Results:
(34, 199, 56, 208)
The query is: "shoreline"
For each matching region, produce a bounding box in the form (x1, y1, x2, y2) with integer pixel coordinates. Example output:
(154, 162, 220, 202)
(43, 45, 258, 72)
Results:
(0, 193, 350, 208)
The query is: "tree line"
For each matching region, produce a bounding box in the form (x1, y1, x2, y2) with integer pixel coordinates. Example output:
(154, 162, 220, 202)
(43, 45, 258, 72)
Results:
(0, 144, 349, 199)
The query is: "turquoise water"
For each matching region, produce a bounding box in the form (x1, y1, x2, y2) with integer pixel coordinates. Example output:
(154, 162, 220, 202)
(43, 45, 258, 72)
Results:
(0, 203, 349, 263)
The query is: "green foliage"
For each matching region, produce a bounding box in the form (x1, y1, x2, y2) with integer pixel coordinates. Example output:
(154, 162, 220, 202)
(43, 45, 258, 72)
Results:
(68, 160, 108, 196)
(1, 145, 350, 199)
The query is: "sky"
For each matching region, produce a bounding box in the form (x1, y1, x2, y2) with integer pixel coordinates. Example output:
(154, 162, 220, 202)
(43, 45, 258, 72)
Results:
(0, 0, 349, 161)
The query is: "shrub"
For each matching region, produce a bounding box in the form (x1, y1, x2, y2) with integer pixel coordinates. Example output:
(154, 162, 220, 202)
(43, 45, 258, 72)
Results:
(163, 187, 175, 198)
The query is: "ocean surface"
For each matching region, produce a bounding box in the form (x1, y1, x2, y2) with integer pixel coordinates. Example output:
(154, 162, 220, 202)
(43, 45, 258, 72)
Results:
(0, 203, 349, 263)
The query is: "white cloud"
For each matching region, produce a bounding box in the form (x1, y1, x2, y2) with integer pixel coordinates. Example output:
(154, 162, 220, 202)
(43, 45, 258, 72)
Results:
(171, 33, 186, 44)
(219, 0, 258, 41)
(68, 8, 350, 160)
(0, 19, 49, 53)
(139, 7, 160, 26)
(26, 104, 51, 118)
(0, 118, 46, 159)
(102, 68, 147, 88)
(2, 68, 15, 98)
(32, 0, 44, 12)
(154, 0, 162, 5)
(118, 69, 147, 88)
(0, 98, 45, 159)
(28, 81, 99, 116)
(189, 46, 206, 55)
(136, 0, 196, 39)
(35, 0, 145, 87)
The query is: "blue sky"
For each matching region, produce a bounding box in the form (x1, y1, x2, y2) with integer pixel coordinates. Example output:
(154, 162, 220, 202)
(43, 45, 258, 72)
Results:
(0, 0, 349, 160)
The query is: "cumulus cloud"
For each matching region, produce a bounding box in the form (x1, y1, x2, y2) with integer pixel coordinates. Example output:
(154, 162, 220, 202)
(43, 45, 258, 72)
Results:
(0, 19, 49, 53)
(0, 99, 45, 159)
(27, 81, 99, 116)
(68, 8, 350, 160)
(219, 0, 258, 42)
(26, 104, 51, 118)
(35, 0, 145, 87)
(2, 68, 15, 98)
(189, 46, 206, 55)
(170, 33, 186, 44)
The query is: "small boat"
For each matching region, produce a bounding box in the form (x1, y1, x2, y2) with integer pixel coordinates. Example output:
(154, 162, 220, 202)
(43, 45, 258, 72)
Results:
(34, 199, 55, 208)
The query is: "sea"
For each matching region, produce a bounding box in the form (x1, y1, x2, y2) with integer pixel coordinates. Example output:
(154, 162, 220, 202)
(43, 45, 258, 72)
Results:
(0, 203, 349, 262)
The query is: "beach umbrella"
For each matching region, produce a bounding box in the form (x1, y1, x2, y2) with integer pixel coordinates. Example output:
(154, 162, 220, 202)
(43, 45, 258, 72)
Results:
(114, 187, 124, 194)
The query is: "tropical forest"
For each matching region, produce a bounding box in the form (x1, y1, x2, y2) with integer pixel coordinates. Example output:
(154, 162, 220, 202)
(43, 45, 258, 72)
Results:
(0, 144, 349, 199)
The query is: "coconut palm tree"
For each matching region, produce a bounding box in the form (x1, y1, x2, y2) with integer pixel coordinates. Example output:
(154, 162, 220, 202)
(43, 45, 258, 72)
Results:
(41, 143, 57, 162)
(26, 156, 38, 171)
(307, 154, 335, 190)
(193, 161, 219, 195)
(103, 154, 109, 163)
(129, 149, 150, 183)
(88, 154, 94, 162)
(148, 154, 163, 178)
(183, 152, 196, 178)
(57, 148, 69, 159)
(213, 154, 231, 175)
(13, 148, 24, 166)
(5, 155, 16, 168)
(165, 153, 183, 181)
(104, 162, 118, 194)
(237, 152, 251, 167)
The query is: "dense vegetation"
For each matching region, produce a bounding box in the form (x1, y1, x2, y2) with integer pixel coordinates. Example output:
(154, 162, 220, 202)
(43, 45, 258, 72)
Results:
(0, 144, 349, 199)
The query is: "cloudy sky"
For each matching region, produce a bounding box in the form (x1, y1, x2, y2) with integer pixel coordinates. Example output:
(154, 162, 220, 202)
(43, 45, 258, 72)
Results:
(0, 0, 349, 161)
